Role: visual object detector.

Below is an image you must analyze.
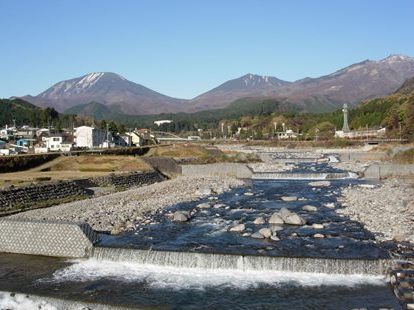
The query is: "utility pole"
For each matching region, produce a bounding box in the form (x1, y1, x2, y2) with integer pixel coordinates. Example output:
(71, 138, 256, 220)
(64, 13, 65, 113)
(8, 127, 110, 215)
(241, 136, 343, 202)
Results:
(342, 103, 350, 133)
(106, 123, 110, 148)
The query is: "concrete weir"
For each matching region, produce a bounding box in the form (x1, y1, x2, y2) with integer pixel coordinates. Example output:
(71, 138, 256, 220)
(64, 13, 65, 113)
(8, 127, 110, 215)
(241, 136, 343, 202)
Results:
(0, 218, 99, 258)
(92, 247, 391, 276)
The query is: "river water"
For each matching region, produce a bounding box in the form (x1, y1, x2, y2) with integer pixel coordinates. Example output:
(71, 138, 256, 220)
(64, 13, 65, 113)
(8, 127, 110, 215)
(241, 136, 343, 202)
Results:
(0, 160, 403, 309)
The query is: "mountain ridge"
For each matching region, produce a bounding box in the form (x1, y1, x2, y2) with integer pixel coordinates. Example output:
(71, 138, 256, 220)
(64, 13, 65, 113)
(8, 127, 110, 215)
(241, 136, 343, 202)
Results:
(18, 54, 414, 115)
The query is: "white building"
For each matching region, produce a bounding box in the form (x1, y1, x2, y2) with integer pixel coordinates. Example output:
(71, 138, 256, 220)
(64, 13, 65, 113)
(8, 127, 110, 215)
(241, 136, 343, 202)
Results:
(74, 126, 110, 148)
(275, 129, 298, 140)
(154, 120, 173, 126)
(39, 134, 73, 152)
(0, 126, 16, 140)
(125, 132, 144, 146)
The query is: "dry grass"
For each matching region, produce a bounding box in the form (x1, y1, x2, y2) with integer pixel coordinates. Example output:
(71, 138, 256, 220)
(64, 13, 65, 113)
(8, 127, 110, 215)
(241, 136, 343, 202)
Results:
(0, 155, 152, 188)
(146, 143, 213, 158)
(46, 155, 152, 172)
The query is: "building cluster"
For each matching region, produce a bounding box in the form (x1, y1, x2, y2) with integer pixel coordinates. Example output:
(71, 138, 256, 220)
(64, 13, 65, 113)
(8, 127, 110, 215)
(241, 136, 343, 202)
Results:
(0, 125, 152, 156)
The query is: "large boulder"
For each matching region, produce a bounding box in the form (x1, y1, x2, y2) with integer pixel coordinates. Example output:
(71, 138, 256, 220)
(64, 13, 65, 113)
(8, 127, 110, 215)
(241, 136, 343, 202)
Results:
(284, 214, 306, 225)
(281, 196, 298, 202)
(253, 217, 265, 225)
(268, 213, 284, 224)
(259, 228, 272, 238)
(197, 202, 211, 209)
(312, 223, 324, 229)
(308, 181, 331, 187)
(279, 207, 292, 220)
(251, 232, 265, 239)
(229, 223, 245, 232)
(173, 211, 189, 222)
(302, 205, 317, 212)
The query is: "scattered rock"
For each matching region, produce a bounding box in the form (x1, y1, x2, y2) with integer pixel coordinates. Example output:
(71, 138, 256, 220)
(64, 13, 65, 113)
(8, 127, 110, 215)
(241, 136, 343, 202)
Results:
(253, 217, 265, 225)
(312, 223, 324, 229)
(302, 205, 317, 212)
(229, 223, 246, 232)
(281, 196, 298, 202)
(308, 181, 331, 187)
(268, 213, 284, 224)
(173, 211, 189, 222)
(313, 233, 325, 238)
(358, 184, 376, 189)
(197, 188, 212, 196)
(197, 202, 211, 209)
(324, 202, 335, 209)
(214, 203, 226, 208)
(259, 228, 272, 238)
(242, 232, 251, 237)
(244, 192, 254, 196)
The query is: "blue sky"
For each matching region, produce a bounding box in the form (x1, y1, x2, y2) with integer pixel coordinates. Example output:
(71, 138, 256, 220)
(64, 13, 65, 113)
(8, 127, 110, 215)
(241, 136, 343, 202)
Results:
(1, 0, 413, 99)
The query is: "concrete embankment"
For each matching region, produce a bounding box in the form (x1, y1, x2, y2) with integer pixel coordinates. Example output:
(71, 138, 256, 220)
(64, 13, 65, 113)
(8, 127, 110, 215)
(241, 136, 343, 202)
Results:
(363, 164, 414, 179)
(0, 218, 99, 258)
(181, 163, 253, 178)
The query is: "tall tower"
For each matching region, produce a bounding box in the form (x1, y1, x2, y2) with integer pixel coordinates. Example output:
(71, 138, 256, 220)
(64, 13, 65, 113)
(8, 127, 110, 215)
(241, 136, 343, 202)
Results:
(342, 103, 350, 132)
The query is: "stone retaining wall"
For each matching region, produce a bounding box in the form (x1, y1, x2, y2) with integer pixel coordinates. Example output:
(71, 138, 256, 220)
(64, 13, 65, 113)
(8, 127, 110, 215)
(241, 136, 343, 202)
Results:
(89, 171, 165, 188)
(364, 164, 414, 179)
(181, 163, 253, 179)
(0, 218, 99, 258)
(0, 181, 92, 214)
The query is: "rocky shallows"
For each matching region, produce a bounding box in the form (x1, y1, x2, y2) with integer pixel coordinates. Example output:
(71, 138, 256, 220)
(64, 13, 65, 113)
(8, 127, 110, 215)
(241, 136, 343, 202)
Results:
(338, 178, 414, 244)
(8, 176, 244, 234)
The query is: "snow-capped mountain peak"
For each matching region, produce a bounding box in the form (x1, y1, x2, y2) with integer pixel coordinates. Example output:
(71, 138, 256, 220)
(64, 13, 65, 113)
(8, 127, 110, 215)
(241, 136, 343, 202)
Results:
(380, 54, 413, 64)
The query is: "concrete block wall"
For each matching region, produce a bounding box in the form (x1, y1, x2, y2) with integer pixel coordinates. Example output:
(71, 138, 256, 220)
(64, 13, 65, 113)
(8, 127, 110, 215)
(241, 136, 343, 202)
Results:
(0, 219, 99, 258)
(181, 163, 253, 179)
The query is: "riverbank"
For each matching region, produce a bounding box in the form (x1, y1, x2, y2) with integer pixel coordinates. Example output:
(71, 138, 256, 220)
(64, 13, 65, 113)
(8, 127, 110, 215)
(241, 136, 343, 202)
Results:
(9, 176, 244, 234)
(338, 178, 414, 244)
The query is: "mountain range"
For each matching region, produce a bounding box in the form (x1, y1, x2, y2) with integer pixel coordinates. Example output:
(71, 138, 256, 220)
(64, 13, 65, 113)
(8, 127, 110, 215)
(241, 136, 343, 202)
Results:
(18, 54, 414, 116)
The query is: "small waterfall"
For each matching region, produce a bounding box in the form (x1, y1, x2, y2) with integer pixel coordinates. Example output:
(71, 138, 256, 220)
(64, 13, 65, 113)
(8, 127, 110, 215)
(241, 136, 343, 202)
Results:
(252, 172, 352, 180)
(92, 247, 390, 276)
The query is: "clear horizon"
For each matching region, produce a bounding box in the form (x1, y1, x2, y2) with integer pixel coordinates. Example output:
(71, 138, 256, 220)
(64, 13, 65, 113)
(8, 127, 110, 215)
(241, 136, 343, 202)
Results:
(1, 0, 414, 99)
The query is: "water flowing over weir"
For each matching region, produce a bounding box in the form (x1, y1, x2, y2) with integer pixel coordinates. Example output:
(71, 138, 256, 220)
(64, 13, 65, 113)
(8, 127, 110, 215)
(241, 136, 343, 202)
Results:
(251, 172, 353, 180)
(92, 247, 390, 276)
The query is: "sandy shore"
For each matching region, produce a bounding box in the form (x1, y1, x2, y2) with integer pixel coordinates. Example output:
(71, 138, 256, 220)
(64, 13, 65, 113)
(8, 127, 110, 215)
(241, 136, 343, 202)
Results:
(338, 178, 414, 244)
(9, 176, 244, 234)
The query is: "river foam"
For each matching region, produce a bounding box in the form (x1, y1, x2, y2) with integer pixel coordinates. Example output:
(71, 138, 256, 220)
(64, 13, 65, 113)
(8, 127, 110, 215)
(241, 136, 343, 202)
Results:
(46, 259, 386, 291)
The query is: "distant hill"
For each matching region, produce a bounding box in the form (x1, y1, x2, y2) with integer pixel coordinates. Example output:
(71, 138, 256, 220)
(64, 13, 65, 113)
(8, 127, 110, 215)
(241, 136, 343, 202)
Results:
(395, 76, 414, 95)
(22, 72, 187, 115)
(0, 98, 68, 128)
(19, 54, 414, 115)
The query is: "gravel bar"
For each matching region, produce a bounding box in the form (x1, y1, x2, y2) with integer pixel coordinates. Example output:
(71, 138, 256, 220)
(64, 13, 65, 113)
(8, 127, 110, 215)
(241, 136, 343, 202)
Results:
(9, 176, 245, 234)
(338, 178, 414, 244)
